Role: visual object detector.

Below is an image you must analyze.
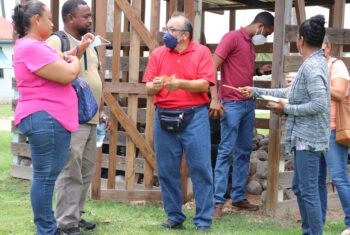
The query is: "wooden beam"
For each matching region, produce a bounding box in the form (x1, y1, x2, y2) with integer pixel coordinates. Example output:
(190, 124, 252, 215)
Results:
(115, 0, 159, 51)
(265, 0, 292, 217)
(294, 0, 306, 25)
(50, 0, 59, 32)
(100, 189, 162, 201)
(284, 55, 350, 72)
(285, 25, 350, 45)
(144, 0, 160, 190)
(229, 10, 236, 31)
(104, 93, 156, 170)
(125, 0, 142, 190)
(91, 147, 102, 199)
(330, 0, 345, 56)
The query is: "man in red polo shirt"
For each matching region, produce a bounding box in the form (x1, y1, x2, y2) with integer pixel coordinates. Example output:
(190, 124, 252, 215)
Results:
(210, 12, 274, 219)
(143, 12, 215, 232)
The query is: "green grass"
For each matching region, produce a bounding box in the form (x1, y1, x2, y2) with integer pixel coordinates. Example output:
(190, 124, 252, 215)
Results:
(0, 104, 13, 118)
(0, 129, 346, 234)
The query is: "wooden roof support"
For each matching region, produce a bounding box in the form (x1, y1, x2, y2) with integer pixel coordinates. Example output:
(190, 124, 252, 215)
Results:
(294, 0, 306, 25)
(330, 0, 345, 57)
(265, 0, 292, 216)
(50, 0, 59, 32)
(229, 10, 236, 31)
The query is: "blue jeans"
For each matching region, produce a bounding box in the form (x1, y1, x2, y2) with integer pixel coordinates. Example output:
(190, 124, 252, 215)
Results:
(154, 106, 213, 227)
(214, 99, 255, 204)
(292, 150, 323, 235)
(19, 111, 71, 235)
(319, 130, 350, 227)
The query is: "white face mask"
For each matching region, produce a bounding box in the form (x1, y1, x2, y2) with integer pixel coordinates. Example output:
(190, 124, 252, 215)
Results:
(88, 35, 111, 48)
(252, 26, 266, 46)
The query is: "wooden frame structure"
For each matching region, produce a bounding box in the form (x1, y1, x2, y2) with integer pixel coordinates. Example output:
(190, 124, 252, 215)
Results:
(10, 0, 350, 216)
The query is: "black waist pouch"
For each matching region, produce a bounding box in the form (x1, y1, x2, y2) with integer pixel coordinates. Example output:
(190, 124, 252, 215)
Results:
(158, 108, 195, 132)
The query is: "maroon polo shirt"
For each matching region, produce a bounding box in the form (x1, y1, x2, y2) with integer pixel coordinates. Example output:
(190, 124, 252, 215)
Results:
(215, 27, 256, 101)
(143, 41, 215, 108)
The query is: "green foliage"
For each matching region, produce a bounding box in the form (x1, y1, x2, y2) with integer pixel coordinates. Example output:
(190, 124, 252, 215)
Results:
(0, 131, 346, 235)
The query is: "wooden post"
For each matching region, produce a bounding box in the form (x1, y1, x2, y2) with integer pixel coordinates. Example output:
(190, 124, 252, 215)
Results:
(294, 0, 306, 25)
(50, 0, 59, 32)
(106, 0, 122, 190)
(125, 0, 141, 190)
(265, 0, 292, 216)
(330, 0, 345, 57)
(167, 0, 178, 21)
(229, 10, 236, 31)
(144, 0, 160, 189)
(90, 0, 108, 199)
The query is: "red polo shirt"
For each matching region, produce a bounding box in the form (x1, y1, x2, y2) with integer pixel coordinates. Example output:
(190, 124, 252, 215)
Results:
(216, 27, 255, 101)
(143, 41, 215, 108)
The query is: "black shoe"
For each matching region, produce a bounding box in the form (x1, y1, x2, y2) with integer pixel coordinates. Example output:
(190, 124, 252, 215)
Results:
(79, 219, 96, 230)
(197, 226, 211, 232)
(161, 219, 183, 229)
(57, 227, 82, 235)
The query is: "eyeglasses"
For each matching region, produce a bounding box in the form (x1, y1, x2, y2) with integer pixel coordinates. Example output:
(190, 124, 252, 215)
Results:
(162, 27, 187, 33)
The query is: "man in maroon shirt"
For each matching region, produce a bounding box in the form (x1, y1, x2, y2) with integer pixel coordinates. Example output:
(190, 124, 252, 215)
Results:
(143, 12, 215, 232)
(210, 12, 274, 219)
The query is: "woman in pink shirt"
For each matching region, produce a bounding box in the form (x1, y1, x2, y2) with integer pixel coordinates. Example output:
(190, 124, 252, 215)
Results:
(12, 1, 80, 234)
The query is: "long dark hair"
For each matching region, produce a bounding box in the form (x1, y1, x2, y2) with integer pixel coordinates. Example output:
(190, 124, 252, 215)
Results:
(12, 0, 46, 38)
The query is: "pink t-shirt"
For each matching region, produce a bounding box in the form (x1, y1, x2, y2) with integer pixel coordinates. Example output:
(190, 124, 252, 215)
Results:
(328, 57, 350, 130)
(13, 38, 78, 132)
(215, 27, 256, 101)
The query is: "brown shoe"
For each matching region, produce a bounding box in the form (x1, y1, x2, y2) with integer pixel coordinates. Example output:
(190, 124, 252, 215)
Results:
(212, 204, 224, 219)
(232, 199, 259, 211)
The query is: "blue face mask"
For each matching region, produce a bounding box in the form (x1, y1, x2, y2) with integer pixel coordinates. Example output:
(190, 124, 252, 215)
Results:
(163, 32, 179, 49)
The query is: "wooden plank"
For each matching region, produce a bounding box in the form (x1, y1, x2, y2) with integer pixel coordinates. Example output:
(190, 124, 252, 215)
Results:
(143, 0, 160, 190)
(101, 153, 157, 175)
(285, 25, 350, 45)
(10, 165, 32, 180)
(101, 178, 159, 190)
(255, 118, 270, 129)
(107, 0, 122, 190)
(124, 0, 142, 190)
(100, 188, 162, 201)
(284, 55, 350, 72)
(276, 193, 341, 217)
(115, 0, 159, 51)
(265, 0, 292, 217)
(330, 0, 345, 56)
(104, 93, 156, 171)
(279, 165, 350, 189)
(294, 0, 306, 25)
(105, 56, 148, 72)
(106, 32, 163, 47)
(91, 147, 102, 199)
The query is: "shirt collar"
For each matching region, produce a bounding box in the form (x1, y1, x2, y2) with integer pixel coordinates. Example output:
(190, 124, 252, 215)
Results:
(239, 27, 251, 41)
(167, 40, 196, 54)
(63, 30, 80, 44)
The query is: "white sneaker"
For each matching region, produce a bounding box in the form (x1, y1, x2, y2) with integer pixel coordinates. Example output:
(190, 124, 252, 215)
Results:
(341, 228, 350, 235)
